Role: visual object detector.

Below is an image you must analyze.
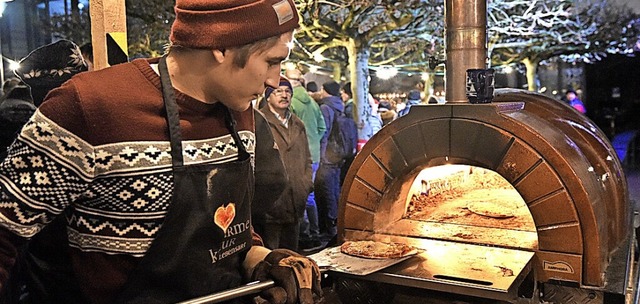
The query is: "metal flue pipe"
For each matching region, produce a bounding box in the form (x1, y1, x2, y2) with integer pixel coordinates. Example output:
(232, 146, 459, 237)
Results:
(445, 0, 488, 103)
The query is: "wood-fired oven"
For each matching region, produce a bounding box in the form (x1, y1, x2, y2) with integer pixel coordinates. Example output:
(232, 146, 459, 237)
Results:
(336, 89, 636, 303)
(330, 0, 637, 302)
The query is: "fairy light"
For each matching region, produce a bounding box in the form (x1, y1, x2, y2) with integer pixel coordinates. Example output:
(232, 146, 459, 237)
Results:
(312, 53, 325, 63)
(283, 61, 297, 71)
(376, 67, 398, 80)
(8, 59, 20, 71)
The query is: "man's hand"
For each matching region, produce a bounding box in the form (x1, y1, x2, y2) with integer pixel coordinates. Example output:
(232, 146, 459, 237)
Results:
(247, 248, 322, 304)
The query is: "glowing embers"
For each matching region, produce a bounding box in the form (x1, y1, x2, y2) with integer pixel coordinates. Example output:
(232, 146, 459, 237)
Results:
(403, 165, 536, 232)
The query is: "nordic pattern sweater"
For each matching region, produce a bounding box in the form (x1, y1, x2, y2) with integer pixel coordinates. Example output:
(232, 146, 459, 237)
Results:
(0, 58, 261, 302)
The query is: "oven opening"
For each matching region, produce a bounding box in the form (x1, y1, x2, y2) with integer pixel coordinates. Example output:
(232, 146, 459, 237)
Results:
(405, 164, 535, 232)
(392, 164, 538, 251)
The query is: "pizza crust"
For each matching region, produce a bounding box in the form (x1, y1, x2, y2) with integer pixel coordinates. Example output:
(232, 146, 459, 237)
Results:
(340, 240, 419, 259)
(466, 201, 515, 218)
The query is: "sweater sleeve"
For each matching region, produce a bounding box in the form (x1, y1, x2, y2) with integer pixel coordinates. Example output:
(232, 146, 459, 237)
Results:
(0, 79, 95, 288)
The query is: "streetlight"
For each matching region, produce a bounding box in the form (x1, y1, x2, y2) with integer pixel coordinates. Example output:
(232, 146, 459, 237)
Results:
(0, 0, 14, 84)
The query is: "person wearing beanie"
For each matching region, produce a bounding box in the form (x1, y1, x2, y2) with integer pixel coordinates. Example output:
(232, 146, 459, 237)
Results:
(398, 89, 423, 117)
(315, 80, 347, 244)
(0, 1, 322, 303)
(254, 75, 313, 253)
(13, 39, 89, 106)
(321, 81, 341, 97)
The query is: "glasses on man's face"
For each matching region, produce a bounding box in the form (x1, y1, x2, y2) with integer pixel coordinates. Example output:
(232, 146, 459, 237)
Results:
(273, 88, 292, 96)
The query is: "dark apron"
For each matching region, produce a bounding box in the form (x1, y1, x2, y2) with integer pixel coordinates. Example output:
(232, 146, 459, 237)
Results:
(117, 56, 254, 303)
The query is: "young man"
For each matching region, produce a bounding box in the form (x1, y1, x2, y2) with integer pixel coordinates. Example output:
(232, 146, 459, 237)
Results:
(255, 76, 313, 252)
(0, 0, 321, 303)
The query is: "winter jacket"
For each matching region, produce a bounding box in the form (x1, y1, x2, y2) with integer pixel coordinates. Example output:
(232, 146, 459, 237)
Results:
(319, 95, 345, 165)
(398, 98, 422, 117)
(257, 108, 313, 224)
(290, 86, 326, 163)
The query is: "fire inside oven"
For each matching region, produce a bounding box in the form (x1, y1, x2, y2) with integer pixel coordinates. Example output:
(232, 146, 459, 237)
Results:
(404, 165, 537, 250)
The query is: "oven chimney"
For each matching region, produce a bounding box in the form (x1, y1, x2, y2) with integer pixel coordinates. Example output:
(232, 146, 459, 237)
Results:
(445, 0, 488, 103)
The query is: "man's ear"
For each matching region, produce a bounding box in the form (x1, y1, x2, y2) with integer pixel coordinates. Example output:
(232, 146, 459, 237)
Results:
(212, 49, 226, 63)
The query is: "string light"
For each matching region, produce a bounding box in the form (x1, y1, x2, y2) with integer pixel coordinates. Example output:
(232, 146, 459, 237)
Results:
(375, 67, 398, 80)
(312, 53, 325, 63)
(283, 61, 297, 71)
(8, 59, 20, 71)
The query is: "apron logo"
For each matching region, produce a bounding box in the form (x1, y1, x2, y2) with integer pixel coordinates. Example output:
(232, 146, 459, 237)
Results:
(214, 203, 236, 233)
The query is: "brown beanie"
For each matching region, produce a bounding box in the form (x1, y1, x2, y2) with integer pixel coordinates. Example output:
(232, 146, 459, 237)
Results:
(171, 0, 300, 49)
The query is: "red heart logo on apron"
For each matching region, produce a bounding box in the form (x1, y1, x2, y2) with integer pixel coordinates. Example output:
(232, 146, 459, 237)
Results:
(214, 203, 236, 233)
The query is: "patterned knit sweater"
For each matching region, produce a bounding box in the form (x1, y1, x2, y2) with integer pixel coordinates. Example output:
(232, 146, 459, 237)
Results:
(0, 58, 259, 302)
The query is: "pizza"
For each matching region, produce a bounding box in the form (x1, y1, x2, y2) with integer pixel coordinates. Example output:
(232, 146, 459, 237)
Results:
(340, 240, 419, 259)
(466, 201, 516, 219)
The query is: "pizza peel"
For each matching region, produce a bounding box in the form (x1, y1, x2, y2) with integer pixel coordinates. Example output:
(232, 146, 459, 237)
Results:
(308, 246, 416, 276)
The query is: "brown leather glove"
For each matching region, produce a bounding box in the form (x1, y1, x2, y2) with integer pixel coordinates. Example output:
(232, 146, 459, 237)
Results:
(250, 249, 322, 304)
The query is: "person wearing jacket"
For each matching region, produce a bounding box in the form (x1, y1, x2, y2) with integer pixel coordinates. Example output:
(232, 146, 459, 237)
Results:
(0, 0, 321, 303)
(398, 89, 423, 117)
(315, 81, 345, 242)
(286, 69, 326, 252)
(255, 76, 313, 252)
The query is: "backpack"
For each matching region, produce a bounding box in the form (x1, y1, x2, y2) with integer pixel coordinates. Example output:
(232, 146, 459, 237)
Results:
(326, 108, 358, 164)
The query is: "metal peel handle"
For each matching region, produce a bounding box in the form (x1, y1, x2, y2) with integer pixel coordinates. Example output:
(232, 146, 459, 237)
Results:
(177, 280, 275, 304)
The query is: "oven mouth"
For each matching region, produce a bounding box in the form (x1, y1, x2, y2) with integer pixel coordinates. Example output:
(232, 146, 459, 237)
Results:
(401, 164, 538, 250)
(366, 163, 539, 253)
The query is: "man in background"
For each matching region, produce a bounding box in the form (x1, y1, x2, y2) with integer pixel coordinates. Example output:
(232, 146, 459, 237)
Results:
(255, 76, 313, 252)
(286, 69, 326, 252)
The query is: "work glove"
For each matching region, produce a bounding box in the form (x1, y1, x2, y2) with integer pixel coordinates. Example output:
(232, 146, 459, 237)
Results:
(246, 247, 322, 304)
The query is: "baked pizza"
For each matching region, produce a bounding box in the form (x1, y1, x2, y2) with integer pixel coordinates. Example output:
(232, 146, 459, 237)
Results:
(340, 240, 419, 259)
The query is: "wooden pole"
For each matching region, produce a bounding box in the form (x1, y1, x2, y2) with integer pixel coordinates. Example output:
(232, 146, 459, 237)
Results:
(89, 0, 127, 71)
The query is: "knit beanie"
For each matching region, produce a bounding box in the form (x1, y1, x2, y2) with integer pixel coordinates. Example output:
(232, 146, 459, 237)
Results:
(264, 75, 292, 100)
(322, 81, 340, 97)
(408, 90, 421, 100)
(14, 40, 88, 106)
(171, 0, 300, 49)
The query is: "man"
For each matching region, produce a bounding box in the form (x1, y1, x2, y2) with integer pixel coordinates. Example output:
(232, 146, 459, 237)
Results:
(315, 81, 344, 242)
(285, 69, 326, 252)
(398, 89, 422, 117)
(340, 82, 354, 119)
(0, 0, 321, 303)
(254, 76, 313, 252)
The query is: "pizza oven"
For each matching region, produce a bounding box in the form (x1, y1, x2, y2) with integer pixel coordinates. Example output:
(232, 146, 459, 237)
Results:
(336, 89, 636, 303)
(332, 0, 637, 303)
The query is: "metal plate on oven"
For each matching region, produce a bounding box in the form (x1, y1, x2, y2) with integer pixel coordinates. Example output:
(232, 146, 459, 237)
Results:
(335, 239, 535, 302)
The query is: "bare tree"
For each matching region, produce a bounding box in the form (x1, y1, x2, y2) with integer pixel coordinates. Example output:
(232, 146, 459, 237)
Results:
(294, 0, 444, 140)
(488, 0, 640, 91)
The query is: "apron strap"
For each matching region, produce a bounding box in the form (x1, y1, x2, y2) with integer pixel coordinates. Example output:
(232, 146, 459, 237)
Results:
(159, 56, 184, 168)
(158, 55, 249, 165)
(223, 106, 250, 158)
